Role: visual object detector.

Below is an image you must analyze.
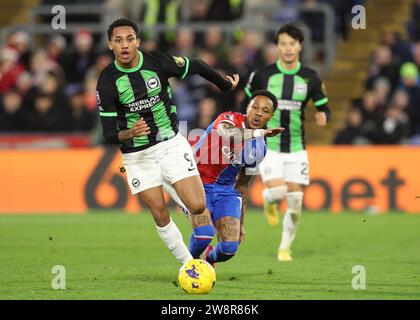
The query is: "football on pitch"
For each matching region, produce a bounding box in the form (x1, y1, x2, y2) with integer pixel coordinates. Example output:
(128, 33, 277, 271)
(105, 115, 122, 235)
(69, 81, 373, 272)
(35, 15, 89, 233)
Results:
(178, 259, 216, 294)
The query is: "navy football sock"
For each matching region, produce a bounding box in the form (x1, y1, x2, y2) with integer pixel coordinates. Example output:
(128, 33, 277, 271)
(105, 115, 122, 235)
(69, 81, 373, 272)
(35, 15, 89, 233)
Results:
(207, 241, 239, 263)
(189, 225, 215, 258)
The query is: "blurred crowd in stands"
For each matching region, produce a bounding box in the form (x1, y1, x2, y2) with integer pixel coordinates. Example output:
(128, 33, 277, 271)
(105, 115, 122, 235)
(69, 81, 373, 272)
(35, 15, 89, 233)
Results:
(0, 0, 350, 135)
(334, 0, 420, 145)
(2, 0, 418, 146)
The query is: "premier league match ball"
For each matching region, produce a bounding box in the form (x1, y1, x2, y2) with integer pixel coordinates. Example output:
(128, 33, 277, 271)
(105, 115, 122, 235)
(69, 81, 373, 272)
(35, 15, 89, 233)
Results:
(178, 259, 216, 294)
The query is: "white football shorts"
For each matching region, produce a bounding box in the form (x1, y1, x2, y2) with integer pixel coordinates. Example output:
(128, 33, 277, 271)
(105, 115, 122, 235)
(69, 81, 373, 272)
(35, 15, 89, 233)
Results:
(258, 149, 310, 186)
(122, 133, 199, 194)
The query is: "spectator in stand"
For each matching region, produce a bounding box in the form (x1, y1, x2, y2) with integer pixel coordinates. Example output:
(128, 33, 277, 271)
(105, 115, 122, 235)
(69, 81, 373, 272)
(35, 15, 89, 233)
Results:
(380, 30, 413, 64)
(353, 90, 384, 143)
(59, 30, 97, 86)
(0, 47, 25, 94)
(372, 77, 391, 110)
(334, 107, 364, 145)
(26, 92, 65, 132)
(190, 97, 218, 130)
(9, 31, 32, 70)
(65, 86, 96, 132)
(378, 106, 411, 144)
(203, 26, 229, 66)
(37, 72, 69, 114)
(16, 71, 36, 111)
(171, 27, 196, 58)
(224, 45, 249, 108)
(0, 89, 28, 131)
(391, 88, 420, 137)
(30, 49, 64, 87)
(225, 46, 248, 82)
(407, 0, 420, 42)
(206, 0, 244, 21)
(189, 0, 209, 47)
(138, 0, 182, 51)
(412, 42, 420, 71)
(46, 34, 67, 62)
(391, 89, 411, 118)
(300, 0, 325, 42)
(399, 62, 420, 134)
(262, 43, 279, 65)
(239, 30, 265, 71)
(365, 45, 400, 91)
(322, 0, 354, 40)
(171, 80, 198, 124)
(199, 45, 236, 114)
(15, 71, 33, 97)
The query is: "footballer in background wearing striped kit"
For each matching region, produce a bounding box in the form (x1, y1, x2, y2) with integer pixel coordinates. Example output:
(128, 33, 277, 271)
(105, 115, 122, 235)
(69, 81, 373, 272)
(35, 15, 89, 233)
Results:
(244, 23, 331, 262)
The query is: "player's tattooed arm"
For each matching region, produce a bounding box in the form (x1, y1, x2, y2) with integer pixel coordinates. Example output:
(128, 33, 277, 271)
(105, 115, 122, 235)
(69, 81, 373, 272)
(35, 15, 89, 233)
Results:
(217, 122, 252, 141)
(118, 118, 151, 142)
(217, 122, 284, 141)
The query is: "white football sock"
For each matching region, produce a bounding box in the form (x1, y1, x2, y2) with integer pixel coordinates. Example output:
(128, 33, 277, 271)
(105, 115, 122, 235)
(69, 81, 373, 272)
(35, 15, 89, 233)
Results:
(279, 192, 303, 251)
(156, 218, 193, 264)
(263, 186, 288, 204)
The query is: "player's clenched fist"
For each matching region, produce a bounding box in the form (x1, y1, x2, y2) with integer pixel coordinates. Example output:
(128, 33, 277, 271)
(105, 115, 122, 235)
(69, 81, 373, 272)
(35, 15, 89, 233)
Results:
(129, 118, 150, 137)
(315, 112, 327, 126)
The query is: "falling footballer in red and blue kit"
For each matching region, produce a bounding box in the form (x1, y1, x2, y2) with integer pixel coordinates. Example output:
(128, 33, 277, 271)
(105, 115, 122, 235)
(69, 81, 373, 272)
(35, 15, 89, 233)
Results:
(195, 111, 266, 186)
(188, 111, 267, 263)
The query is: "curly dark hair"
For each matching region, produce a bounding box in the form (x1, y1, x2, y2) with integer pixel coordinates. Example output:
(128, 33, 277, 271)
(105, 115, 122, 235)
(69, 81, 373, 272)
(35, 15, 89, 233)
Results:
(249, 89, 278, 113)
(107, 18, 140, 41)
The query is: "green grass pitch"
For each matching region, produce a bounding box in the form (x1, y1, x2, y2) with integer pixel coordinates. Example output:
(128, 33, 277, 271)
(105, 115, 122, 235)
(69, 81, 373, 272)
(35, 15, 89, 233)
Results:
(0, 210, 419, 300)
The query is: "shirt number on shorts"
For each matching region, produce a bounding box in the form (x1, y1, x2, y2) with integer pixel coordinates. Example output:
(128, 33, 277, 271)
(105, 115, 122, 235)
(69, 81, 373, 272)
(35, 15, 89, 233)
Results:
(301, 162, 308, 176)
(184, 153, 195, 171)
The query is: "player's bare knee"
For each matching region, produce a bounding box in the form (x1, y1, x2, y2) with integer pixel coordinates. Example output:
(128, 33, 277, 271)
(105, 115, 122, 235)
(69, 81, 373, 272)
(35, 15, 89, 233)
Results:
(188, 200, 206, 215)
(153, 213, 171, 227)
(147, 204, 171, 227)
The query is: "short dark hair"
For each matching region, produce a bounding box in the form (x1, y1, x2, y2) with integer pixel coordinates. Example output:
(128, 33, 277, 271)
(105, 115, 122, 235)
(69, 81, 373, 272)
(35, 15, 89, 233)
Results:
(107, 18, 139, 41)
(249, 90, 278, 112)
(276, 23, 304, 44)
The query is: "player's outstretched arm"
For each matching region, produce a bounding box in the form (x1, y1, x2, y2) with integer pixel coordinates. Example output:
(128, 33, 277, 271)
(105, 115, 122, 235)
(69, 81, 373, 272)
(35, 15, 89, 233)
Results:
(264, 127, 285, 137)
(188, 59, 239, 91)
(217, 122, 285, 141)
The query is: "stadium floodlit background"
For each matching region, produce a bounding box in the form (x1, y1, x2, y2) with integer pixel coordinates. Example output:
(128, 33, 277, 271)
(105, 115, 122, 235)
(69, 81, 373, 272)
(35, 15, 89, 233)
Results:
(0, 0, 419, 300)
